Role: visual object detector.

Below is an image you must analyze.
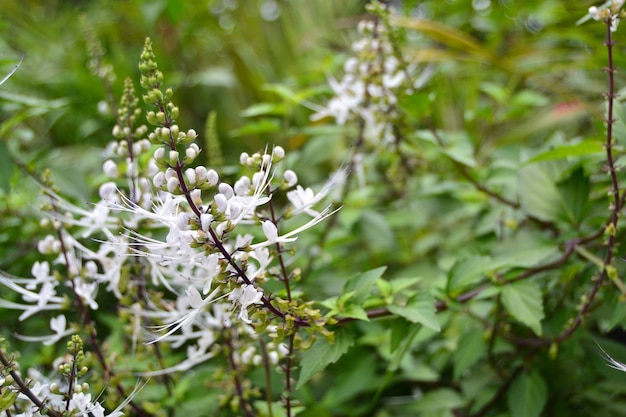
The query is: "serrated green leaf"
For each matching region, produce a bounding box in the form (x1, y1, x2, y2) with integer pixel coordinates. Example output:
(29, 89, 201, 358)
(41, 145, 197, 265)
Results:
(448, 256, 508, 295)
(388, 293, 440, 332)
(507, 371, 547, 417)
(524, 141, 603, 164)
(297, 329, 354, 389)
(453, 330, 486, 379)
(343, 267, 386, 305)
(517, 160, 569, 223)
(492, 230, 559, 268)
(556, 167, 590, 227)
(340, 304, 369, 321)
(501, 281, 544, 335)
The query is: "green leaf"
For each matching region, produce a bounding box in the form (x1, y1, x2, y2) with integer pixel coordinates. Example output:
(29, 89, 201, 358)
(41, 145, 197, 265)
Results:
(555, 167, 590, 227)
(297, 329, 354, 389)
(609, 299, 626, 331)
(492, 230, 559, 268)
(388, 293, 440, 332)
(240, 102, 288, 117)
(229, 118, 281, 137)
(447, 256, 508, 295)
(390, 317, 410, 354)
(0, 388, 17, 412)
(343, 267, 386, 305)
(340, 304, 369, 321)
(507, 371, 547, 417)
(355, 211, 396, 254)
(411, 388, 465, 412)
(0, 141, 14, 193)
(524, 141, 603, 164)
(441, 132, 476, 167)
(501, 281, 545, 335)
(453, 330, 486, 379)
(517, 160, 568, 223)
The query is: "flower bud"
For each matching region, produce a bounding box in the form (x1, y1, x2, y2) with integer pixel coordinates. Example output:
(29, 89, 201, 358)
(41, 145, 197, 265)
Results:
(167, 177, 179, 193)
(200, 213, 213, 231)
(283, 170, 297, 187)
(187, 129, 197, 141)
(165, 167, 176, 180)
(262, 153, 271, 167)
(102, 160, 118, 178)
(239, 152, 250, 165)
(207, 169, 219, 186)
(153, 172, 165, 188)
(186, 146, 198, 161)
(218, 183, 234, 199)
(132, 142, 143, 157)
(214, 194, 228, 213)
(273, 145, 285, 160)
(195, 166, 208, 182)
(99, 182, 118, 201)
(169, 150, 179, 166)
(153, 147, 165, 161)
(190, 188, 203, 206)
(234, 176, 251, 196)
(185, 168, 197, 186)
(146, 111, 157, 125)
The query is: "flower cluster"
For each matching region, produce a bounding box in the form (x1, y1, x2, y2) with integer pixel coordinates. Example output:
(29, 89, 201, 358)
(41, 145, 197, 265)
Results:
(0, 37, 341, 414)
(0, 336, 128, 417)
(311, 6, 430, 148)
(587, 0, 625, 31)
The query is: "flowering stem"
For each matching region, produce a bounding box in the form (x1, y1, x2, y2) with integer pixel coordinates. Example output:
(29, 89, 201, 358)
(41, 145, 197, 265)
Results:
(555, 14, 621, 342)
(48, 200, 150, 417)
(0, 350, 63, 417)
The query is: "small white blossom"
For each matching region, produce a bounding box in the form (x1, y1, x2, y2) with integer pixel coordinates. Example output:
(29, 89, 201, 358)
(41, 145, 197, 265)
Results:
(228, 284, 264, 324)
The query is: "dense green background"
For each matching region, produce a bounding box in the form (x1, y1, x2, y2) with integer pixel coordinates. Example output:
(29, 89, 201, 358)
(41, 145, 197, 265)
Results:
(3, 1, 626, 416)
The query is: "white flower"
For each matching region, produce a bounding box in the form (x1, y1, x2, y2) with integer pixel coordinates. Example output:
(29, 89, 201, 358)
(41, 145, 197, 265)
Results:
(228, 284, 263, 324)
(14, 314, 73, 346)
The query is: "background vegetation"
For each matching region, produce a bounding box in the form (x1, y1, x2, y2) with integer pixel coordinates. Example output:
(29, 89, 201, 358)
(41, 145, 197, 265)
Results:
(3, 1, 626, 416)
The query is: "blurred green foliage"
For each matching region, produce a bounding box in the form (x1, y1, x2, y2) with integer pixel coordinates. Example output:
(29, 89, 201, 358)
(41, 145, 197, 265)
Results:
(4, 0, 626, 416)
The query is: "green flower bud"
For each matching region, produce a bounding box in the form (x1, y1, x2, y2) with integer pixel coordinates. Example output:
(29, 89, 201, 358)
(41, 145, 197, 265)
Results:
(146, 111, 158, 125)
(156, 111, 167, 125)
